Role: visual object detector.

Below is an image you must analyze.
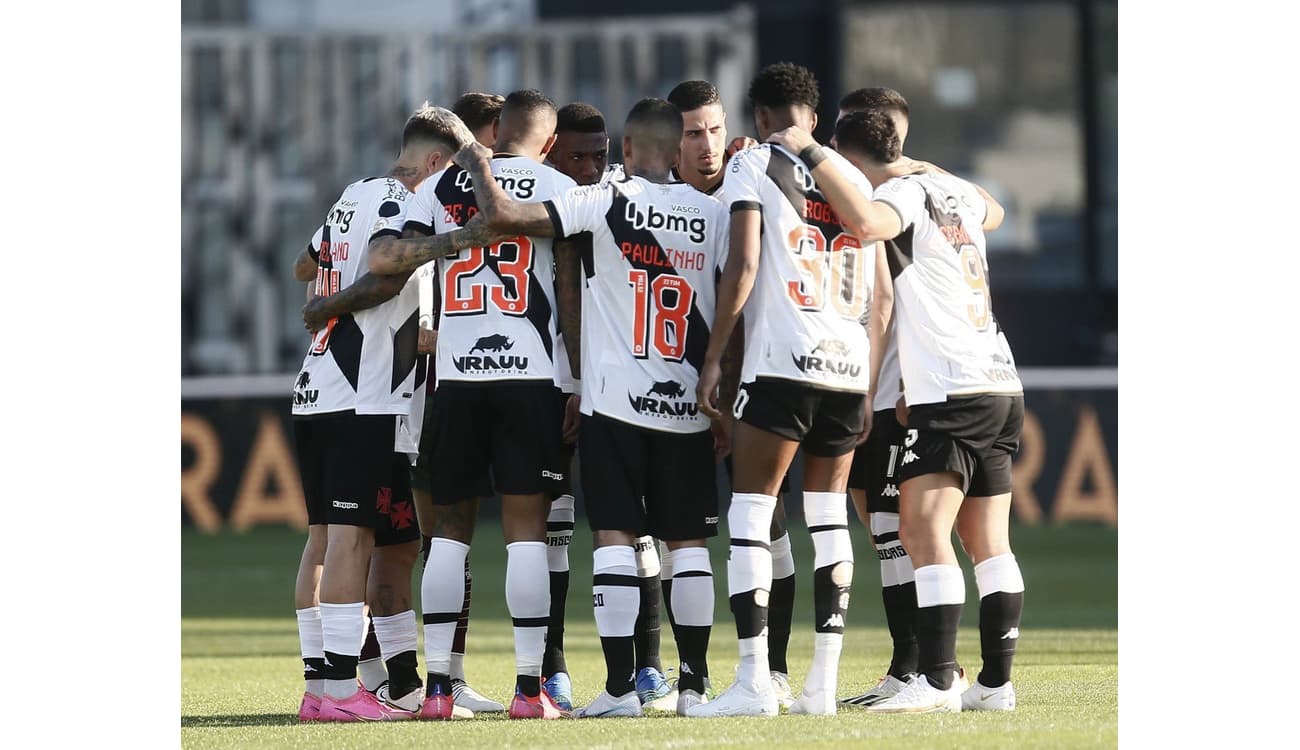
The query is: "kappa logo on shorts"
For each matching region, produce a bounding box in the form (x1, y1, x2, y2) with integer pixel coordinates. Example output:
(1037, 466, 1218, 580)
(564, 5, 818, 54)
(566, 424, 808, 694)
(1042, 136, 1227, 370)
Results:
(542, 470, 565, 481)
(704, 516, 719, 525)
(901, 450, 919, 465)
(880, 484, 900, 498)
(332, 500, 360, 510)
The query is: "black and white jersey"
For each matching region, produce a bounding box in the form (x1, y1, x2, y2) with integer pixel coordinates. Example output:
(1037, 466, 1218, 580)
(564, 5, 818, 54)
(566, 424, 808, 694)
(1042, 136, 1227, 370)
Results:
(873, 173, 1022, 405)
(292, 177, 421, 417)
(545, 176, 728, 433)
(405, 156, 577, 386)
(394, 258, 439, 460)
(718, 144, 877, 393)
(874, 317, 902, 412)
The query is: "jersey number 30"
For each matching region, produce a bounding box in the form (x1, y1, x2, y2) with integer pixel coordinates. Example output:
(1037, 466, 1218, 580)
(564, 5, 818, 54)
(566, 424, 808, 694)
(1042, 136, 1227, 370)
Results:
(785, 225, 870, 319)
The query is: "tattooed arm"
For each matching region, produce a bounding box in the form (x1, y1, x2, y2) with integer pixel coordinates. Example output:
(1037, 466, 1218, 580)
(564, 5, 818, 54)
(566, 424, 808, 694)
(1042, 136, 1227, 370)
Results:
(366, 215, 506, 275)
(456, 142, 557, 237)
(301, 268, 415, 332)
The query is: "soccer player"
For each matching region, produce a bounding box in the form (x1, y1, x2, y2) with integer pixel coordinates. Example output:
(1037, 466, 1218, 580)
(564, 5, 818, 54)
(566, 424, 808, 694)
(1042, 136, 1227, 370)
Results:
(666, 79, 798, 707)
(543, 101, 677, 711)
(822, 109, 1024, 713)
(395, 90, 510, 717)
(368, 89, 577, 720)
(691, 62, 892, 717)
(459, 96, 725, 719)
(289, 105, 495, 722)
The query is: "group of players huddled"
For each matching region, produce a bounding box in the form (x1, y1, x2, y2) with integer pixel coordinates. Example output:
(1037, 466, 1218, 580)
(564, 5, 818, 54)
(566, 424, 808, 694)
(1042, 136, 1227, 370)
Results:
(289, 61, 1026, 722)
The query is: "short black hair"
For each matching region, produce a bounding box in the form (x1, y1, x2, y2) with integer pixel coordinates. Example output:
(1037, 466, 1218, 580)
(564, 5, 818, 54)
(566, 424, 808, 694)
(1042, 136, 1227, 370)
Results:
(834, 110, 902, 164)
(624, 97, 683, 155)
(839, 87, 909, 119)
(666, 80, 720, 112)
(748, 62, 820, 112)
(499, 88, 558, 139)
(556, 102, 607, 134)
(451, 92, 505, 133)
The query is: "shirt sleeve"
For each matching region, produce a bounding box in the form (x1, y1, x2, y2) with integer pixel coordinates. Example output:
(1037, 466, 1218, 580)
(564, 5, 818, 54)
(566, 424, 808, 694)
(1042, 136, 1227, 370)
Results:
(711, 198, 731, 272)
(718, 146, 765, 213)
(402, 173, 441, 236)
(307, 225, 324, 262)
(872, 177, 926, 232)
(369, 181, 410, 242)
(545, 183, 612, 238)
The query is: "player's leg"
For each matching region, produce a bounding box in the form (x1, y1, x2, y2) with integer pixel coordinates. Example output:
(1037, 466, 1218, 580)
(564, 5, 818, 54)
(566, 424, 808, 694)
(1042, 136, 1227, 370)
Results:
(788, 416, 858, 714)
(541, 396, 577, 710)
(365, 453, 424, 715)
(357, 619, 386, 693)
(644, 425, 718, 717)
(632, 534, 673, 709)
(497, 384, 569, 719)
(419, 386, 490, 720)
(314, 414, 408, 722)
(955, 396, 1025, 711)
(841, 412, 917, 708)
(571, 413, 647, 719)
(766, 489, 796, 708)
(291, 418, 327, 721)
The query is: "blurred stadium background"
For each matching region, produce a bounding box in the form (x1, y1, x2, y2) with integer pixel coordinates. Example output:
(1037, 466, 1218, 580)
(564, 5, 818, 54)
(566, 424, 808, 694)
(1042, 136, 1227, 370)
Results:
(181, 0, 1116, 533)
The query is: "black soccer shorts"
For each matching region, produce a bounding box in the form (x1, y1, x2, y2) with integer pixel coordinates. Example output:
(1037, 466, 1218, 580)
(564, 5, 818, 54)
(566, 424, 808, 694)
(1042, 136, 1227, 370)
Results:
(732, 378, 868, 457)
(848, 409, 906, 514)
(896, 394, 1024, 497)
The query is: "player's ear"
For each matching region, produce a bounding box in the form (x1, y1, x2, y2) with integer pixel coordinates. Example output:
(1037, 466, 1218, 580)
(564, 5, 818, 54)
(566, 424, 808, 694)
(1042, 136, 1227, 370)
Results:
(809, 111, 819, 134)
(541, 132, 558, 158)
(491, 117, 500, 145)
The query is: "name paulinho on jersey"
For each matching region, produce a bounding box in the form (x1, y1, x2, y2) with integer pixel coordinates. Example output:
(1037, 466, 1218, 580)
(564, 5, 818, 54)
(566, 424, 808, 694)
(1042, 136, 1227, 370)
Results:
(405, 156, 577, 386)
(546, 175, 729, 434)
(292, 177, 424, 424)
(719, 143, 877, 393)
(872, 172, 1023, 406)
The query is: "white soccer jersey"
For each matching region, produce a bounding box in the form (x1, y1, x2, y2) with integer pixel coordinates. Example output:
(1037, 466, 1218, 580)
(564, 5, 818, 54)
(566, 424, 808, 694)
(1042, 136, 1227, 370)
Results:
(405, 156, 577, 386)
(292, 177, 421, 417)
(394, 259, 438, 460)
(546, 175, 728, 433)
(873, 172, 1023, 405)
(873, 317, 902, 412)
(718, 144, 877, 393)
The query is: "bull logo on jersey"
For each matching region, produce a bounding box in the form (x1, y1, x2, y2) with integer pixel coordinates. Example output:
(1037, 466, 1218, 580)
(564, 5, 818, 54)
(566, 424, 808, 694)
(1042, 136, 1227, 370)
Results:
(646, 380, 687, 398)
(628, 379, 700, 420)
(792, 338, 862, 379)
(470, 334, 514, 353)
(623, 201, 708, 244)
(453, 334, 528, 373)
(292, 371, 319, 406)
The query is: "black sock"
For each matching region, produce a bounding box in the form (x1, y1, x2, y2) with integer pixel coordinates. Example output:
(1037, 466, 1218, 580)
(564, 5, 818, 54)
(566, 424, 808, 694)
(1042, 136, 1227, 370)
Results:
(384, 651, 421, 698)
(812, 564, 851, 635)
(517, 674, 541, 698)
(916, 603, 963, 690)
(543, 570, 570, 676)
(322, 651, 358, 681)
(359, 621, 381, 661)
(977, 591, 1024, 687)
(303, 656, 325, 683)
(420, 534, 432, 564)
(600, 636, 637, 697)
(426, 671, 453, 697)
(767, 573, 796, 674)
(674, 625, 711, 694)
(882, 582, 919, 678)
(662, 578, 682, 644)
(730, 590, 769, 640)
(634, 575, 663, 672)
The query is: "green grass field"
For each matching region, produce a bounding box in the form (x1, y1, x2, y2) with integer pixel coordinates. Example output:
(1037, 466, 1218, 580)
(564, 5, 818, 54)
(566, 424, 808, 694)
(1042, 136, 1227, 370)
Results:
(182, 521, 1117, 748)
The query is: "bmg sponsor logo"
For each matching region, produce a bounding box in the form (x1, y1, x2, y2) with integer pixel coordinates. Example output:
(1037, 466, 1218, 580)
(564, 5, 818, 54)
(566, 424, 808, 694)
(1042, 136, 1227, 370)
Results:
(624, 201, 707, 244)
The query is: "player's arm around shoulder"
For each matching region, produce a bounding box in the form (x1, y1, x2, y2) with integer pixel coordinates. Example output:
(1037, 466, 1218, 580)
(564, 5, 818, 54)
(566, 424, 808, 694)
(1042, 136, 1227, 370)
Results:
(768, 126, 902, 242)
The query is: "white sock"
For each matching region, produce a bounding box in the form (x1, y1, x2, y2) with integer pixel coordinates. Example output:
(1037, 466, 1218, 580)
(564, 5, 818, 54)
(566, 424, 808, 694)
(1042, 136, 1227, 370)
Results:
(320, 601, 365, 699)
(296, 606, 324, 696)
(803, 633, 844, 695)
(358, 658, 387, 691)
(547, 496, 575, 573)
(727, 493, 776, 686)
(634, 535, 661, 578)
(658, 539, 673, 581)
(373, 610, 420, 662)
(668, 547, 714, 626)
(915, 564, 966, 608)
(592, 545, 639, 637)
(450, 653, 466, 682)
(973, 553, 1026, 597)
(871, 512, 914, 586)
(771, 532, 795, 579)
(422, 538, 469, 676)
(506, 541, 550, 678)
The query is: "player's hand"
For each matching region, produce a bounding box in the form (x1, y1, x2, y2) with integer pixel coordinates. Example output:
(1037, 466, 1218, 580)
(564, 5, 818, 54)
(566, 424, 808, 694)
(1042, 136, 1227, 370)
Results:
(710, 415, 733, 462)
(696, 359, 723, 421)
(417, 328, 438, 355)
(301, 298, 334, 333)
(895, 396, 909, 428)
(766, 126, 816, 155)
(562, 393, 581, 443)
(725, 136, 758, 161)
(453, 141, 492, 170)
(856, 405, 874, 447)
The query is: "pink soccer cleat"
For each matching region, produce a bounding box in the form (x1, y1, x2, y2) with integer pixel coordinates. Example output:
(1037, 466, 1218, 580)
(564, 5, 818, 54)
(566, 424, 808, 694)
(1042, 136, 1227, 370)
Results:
(420, 684, 455, 721)
(508, 686, 571, 719)
(298, 692, 321, 722)
(317, 688, 413, 722)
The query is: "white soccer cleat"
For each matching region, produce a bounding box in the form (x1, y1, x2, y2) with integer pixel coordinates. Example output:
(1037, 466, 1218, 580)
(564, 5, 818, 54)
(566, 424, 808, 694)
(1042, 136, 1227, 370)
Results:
(788, 688, 837, 715)
(961, 679, 1016, 711)
(452, 679, 505, 713)
(574, 690, 642, 718)
(839, 674, 911, 707)
(866, 672, 963, 714)
(376, 683, 426, 713)
(676, 688, 707, 716)
(685, 679, 779, 718)
(769, 671, 795, 709)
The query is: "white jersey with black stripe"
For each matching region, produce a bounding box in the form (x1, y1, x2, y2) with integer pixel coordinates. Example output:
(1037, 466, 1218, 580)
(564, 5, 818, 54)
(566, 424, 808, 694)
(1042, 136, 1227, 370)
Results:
(873, 172, 1022, 405)
(717, 144, 877, 393)
(545, 175, 729, 433)
(292, 176, 422, 418)
(404, 156, 577, 387)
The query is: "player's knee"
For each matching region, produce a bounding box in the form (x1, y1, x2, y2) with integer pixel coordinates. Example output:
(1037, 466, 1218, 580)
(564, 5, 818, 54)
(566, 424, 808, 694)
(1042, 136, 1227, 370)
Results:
(728, 492, 777, 541)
